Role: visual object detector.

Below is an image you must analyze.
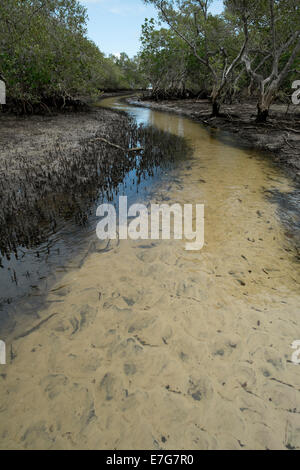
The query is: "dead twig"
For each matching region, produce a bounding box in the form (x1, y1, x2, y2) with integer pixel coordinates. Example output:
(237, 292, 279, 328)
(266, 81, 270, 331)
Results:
(283, 127, 300, 134)
(91, 137, 144, 153)
(283, 135, 296, 149)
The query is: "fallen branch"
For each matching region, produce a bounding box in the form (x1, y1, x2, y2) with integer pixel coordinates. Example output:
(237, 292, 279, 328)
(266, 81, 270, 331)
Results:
(283, 127, 300, 134)
(91, 137, 144, 152)
(283, 135, 296, 149)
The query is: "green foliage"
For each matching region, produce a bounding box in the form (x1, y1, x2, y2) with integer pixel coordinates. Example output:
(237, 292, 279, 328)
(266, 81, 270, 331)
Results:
(142, 0, 250, 107)
(112, 53, 148, 89)
(224, 0, 300, 93)
(141, 0, 299, 112)
(2, 0, 298, 112)
(140, 18, 206, 97)
(0, 0, 145, 111)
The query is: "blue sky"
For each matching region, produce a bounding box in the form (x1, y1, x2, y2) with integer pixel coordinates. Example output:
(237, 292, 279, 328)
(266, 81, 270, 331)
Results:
(80, 0, 225, 57)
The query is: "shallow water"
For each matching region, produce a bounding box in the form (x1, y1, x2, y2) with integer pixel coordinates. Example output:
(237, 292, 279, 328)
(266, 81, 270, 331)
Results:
(0, 97, 299, 450)
(0, 112, 189, 332)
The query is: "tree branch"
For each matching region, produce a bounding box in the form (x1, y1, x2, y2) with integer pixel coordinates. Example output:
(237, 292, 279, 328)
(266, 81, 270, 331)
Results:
(158, 1, 217, 80)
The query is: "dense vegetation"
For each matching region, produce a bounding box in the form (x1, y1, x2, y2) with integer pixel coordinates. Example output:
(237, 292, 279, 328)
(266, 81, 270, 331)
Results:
(142, 0, 300, 121)
(0, 0, 146, 113)
(1, 0, 299, 120)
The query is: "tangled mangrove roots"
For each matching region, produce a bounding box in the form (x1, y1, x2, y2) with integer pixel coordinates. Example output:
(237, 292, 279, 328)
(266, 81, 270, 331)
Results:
(3, 94, 89, 116)
(0, 116, 190, 261)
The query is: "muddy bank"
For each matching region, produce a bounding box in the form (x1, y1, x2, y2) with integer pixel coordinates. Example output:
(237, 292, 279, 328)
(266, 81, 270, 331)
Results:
(0, 105, 188, 257)
(0, 107, 130, 256)
(0, 106, 126, 161)
(99, 91, 142, 100)
(0, 105, 190, 333)
(0, 107, 128, 329)
(129, 97, 300, 181)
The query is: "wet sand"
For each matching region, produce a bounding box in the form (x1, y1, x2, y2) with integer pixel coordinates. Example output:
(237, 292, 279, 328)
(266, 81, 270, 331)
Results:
(130, 97, 300, 182)
(0, 98, 300, 450)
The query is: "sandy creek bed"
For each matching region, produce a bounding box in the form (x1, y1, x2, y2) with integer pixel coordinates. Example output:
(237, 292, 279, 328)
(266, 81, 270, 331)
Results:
(0, 97, 299, 450)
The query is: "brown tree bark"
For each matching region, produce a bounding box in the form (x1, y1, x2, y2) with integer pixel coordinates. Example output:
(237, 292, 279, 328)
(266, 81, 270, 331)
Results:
(242, 0, 300, 123)
(157, 1, 249, 117)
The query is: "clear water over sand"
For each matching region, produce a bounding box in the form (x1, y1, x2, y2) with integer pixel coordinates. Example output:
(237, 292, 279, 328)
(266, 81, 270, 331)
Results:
(0, 97, 299, 450)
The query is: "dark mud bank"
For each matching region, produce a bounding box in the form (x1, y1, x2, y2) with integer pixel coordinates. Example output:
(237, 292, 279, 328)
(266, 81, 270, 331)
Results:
(0, 105, 190, 331)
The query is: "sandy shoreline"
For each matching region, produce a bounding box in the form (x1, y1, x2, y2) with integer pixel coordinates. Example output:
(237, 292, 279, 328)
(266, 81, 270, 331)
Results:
(127, 97, 300, 183)
(0, 100, 299, 450)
